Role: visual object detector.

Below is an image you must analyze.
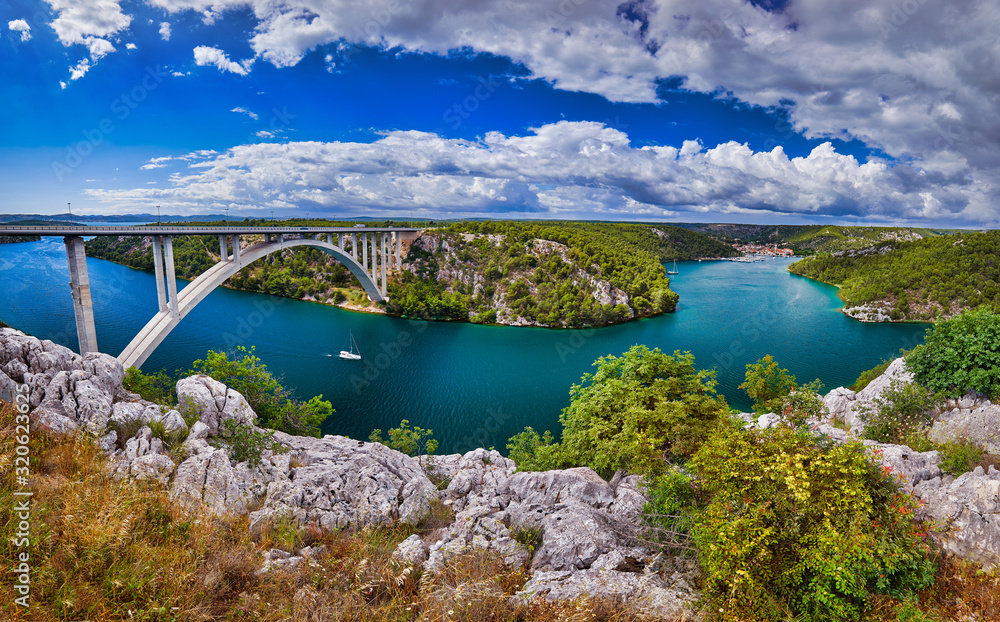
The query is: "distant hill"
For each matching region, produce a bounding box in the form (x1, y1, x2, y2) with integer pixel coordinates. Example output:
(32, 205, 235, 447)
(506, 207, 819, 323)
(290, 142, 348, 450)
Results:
(788, 230, 1000, 322)
(674, 223, 963, 255)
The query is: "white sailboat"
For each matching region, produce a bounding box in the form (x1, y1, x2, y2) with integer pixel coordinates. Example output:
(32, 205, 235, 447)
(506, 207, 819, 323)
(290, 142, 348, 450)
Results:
(339, 332, 361, 360)
(667, 259, 679, 275)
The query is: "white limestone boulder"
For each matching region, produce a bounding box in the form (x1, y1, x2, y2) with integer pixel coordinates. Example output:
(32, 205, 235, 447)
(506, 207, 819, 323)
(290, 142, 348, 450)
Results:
(175, 374, 256, 436)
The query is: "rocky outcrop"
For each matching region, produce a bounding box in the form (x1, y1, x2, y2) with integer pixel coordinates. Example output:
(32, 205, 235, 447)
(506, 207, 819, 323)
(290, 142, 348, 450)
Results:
(248, 433, 438, 531)
(7, 326, 1000, 615)
(929, 396, 1000, 454)
(821, 358, 1000, 571)
(823, 357, 913, 436)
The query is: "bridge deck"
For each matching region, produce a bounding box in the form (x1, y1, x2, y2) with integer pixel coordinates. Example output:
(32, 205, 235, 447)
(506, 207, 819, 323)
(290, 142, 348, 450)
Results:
(0, 225, 419, 236)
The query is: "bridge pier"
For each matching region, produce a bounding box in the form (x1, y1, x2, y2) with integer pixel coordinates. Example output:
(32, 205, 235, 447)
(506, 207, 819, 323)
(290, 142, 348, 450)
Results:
(164, 236, 179, 316)
(152, 236, 167, 312)
(219, 235, 228, 260)
(381, 232, 388, 297)
(63, 236, 99, 355)
(352, 232, 357, 260)
(231, 234, 241, 265)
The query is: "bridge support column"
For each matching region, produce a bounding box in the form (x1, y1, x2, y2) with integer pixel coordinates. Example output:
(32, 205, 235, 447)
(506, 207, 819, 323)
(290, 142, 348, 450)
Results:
(164, 236, 179, 317)
(231, 234, 241, 265)
(381, 232, 388, 297)
(338, 233, 343, 249)
(393, 232, 400, 271)
(219, 235, 228, 261)
(64, 236, 99, 355)
(327, 233, 333, 245)
(351, 233, 358, 260)
(264, 233, 271, 243)
(152, 236, 167, 312)
(361, 233, 368, 273)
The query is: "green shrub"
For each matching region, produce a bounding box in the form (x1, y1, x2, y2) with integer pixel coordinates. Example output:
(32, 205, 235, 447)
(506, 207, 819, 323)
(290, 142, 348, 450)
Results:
(740, 355, 798, 413)
(765, 379, 826, 429)
(211, 419, 282, 467)
(856, 379, 938, 444)
(369, 419, 438, 456)
(191, 346, 333, 437)
(641, 468, 697, 551)
(108, 417, 147, 450)
(123, 366, 178, 407)
(507, 346, 729, 476)
(937, 439, 986, 476)
(692, 419, 936, 622)
(907, 308, 1000, 399)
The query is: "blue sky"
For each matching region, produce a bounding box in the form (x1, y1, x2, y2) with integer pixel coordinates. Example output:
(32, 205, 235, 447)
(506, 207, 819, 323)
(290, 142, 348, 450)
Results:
(1, 0, 997, 226)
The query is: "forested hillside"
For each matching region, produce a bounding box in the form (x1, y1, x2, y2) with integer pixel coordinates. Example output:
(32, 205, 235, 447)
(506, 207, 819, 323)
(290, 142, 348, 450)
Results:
(85, 220, 730, 327)
(384, 221, 736, 327)
(788, 230, 1000, 321)
(679, 223, 956, 255)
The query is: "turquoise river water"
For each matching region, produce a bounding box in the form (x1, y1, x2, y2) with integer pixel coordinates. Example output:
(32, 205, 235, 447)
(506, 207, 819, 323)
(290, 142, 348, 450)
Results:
(0, 236, 928, 453)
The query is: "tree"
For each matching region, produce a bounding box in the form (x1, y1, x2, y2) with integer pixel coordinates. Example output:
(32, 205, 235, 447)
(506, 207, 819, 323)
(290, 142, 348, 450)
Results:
(739, 354, 798, 413)
(190, 346, 333, 437)
(507, 345, 729, 475)
(907, 307, 1000, 399)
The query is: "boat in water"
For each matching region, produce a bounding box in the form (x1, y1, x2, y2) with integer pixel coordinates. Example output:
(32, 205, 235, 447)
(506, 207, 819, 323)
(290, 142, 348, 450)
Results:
(667, 259, 679, 275)
(339, 332, 361, 360)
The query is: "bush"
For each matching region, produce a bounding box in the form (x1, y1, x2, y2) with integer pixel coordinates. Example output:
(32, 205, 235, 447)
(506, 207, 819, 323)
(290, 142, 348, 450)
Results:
(369, 419, 438, 456)
(855, 379, 938, 444)
(907, 308, 1000, 399)
(937, 439, 986, 476)
(740, 355, 797, 413)
(765, 379, 826, 428)
(191, 346, 333, 437)
(211, 420, 282, 467)
(123, 366, 178, 407)
(640, 468, 697, 551)
(507, 346, 728, 475)
(692, 419, 936, 622)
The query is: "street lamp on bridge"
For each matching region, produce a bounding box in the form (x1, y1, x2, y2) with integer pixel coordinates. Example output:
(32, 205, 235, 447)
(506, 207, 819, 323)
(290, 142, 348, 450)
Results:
(156, 205, 160, 225)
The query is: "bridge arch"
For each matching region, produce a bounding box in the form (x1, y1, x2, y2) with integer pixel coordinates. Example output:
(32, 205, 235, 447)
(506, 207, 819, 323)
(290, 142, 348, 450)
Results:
(119, 236, 389, 370)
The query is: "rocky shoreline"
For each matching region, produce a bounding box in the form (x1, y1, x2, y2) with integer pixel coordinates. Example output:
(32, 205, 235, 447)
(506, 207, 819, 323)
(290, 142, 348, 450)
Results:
(2, 327, 999, 618)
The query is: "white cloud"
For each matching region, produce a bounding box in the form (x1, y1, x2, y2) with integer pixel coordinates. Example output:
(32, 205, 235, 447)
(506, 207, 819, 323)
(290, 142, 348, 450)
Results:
(193, 45, 253, 75)
(84, 121, 992, 224)
(231, 106, 259, 120)
(159, 21, 171, 40)
(84, 36, 115, 60)
(126, 42, 137, 49)
(45, 0, 132, 46)
(60, 81, 68, 89)
(256, 130, 275, 138)
(8, 19, 31, 42)
(135, 0, 1000, 218)
(69, 58, 92, 81)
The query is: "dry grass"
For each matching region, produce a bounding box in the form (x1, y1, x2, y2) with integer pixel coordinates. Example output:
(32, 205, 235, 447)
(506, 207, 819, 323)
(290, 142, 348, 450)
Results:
(0, 401, 676, 622)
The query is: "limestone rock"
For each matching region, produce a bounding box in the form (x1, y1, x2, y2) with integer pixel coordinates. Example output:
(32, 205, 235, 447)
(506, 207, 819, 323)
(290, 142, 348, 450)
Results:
(929, 403, 1000, 454)
(442, 448, 517, 512)
(171, 446, 275, 515)
(824, 387, 856, 422)
(530, 501, 624, 571)
(517, 552, 701, 621)
(248, 435, 437, 531)
(393, 534, 429, 566)
(505, 467, 614, 509)
(31, 398, 79, 435)
(609, 474, 648, 521)
(175, 375, 256, 435)
(131, 453, 177, 485)
(914, 466, 1000, 571)
(424, 505, 530, 573)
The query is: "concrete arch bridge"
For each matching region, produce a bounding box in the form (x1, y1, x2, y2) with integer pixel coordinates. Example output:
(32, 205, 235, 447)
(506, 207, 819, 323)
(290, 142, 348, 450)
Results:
(0, 224, 420, 369)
